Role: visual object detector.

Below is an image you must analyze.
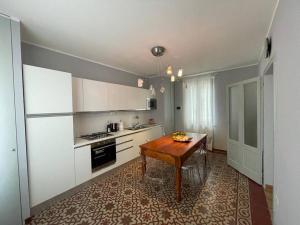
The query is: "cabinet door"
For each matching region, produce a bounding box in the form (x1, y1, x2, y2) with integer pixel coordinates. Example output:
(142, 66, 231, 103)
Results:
(107, 83, 126, 111)
(26, 116, 75, 207)
(75, 145, 92, 185)
(123, 86, 135, 110)
(134, 131, 150, 147)
(72, 77, 84, 112)
(140, 89, 151, 110)
(83, 79, 108, 111)
(0, 16, 22, 225)
(148, 126, 163, 140)
(23, 65, 72, 114)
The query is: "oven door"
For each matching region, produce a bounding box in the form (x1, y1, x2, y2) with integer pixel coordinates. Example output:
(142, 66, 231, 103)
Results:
(91, 143, 116, 171)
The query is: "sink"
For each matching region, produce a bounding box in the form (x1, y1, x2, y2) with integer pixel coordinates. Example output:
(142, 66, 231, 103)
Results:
(126, 125, 149, 130)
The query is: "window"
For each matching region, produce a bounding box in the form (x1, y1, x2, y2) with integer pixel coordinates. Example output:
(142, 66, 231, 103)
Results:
(182, 75, 214, 149)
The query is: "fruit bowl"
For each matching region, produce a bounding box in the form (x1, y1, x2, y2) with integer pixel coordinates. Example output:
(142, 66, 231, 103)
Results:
(172, 132, 192, 142)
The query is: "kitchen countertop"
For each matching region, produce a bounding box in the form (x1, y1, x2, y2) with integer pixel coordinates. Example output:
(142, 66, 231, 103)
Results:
(74, 124, 162, 148)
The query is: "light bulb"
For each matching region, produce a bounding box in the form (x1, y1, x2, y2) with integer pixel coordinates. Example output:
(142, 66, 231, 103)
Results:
(177, 69, 183, 77)
(171, 75, 175, 82)
(166, 66, 173, 75)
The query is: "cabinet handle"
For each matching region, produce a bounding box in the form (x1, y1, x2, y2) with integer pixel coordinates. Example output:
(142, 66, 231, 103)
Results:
(117, 146, 133, 153)
(94, 154, 106, 159)
(11, 148, 16, 152)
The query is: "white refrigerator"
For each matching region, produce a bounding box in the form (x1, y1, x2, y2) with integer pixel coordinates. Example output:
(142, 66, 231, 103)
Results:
(23, 65, 75, 207)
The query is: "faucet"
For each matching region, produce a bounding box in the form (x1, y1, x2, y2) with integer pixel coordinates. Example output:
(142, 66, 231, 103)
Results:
(133, 115, 140, 128)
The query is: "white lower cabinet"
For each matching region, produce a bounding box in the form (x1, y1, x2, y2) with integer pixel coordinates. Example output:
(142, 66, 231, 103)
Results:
(26, 116, 75, 207)
(74, 145, 92, 185)
(76, 127, 164, 194)
(148, 126, 164, 140)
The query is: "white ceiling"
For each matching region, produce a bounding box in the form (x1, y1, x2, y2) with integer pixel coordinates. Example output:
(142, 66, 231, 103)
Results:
(1, 0, 277, 76)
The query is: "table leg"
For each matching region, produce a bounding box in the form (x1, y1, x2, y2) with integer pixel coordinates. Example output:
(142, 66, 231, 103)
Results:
(203, 136, 207, 166)
(141, 153, 146, 177)
(175, 166, 182, 202)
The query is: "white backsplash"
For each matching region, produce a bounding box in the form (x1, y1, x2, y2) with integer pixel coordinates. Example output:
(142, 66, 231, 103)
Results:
(73, 111, 152, 137)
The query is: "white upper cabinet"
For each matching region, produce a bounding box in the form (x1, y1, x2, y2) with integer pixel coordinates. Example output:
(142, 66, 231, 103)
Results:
(23, 65, 72, 114)
(107, 83, 127, 111)
(139, 88, 151, 110)
(72, 77, 84, 112)
(83, 79, 108, 111)
(72, 77, 152, 112)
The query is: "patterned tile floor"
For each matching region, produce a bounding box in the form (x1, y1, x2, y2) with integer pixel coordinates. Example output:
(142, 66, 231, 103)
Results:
(30, 153, 255, 225)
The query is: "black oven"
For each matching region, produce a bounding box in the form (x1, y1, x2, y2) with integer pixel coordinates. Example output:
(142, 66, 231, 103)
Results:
(91, 138, 116, 172)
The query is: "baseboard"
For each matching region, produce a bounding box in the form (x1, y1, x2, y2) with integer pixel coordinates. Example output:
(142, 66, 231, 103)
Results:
(212, 148, 227, 154)
(264, 184, 273, 192)
(25, 216, 33, 224)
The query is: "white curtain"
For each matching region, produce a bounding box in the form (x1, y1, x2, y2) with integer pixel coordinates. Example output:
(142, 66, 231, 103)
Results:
(183, 75, 214, 150)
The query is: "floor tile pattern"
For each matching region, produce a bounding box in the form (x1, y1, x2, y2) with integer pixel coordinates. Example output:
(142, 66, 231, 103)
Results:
(30, 153, 252, 225)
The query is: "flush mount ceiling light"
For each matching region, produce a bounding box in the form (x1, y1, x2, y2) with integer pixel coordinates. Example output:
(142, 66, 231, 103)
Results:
(150, 46, 183, 84)
(151, 46, 166, 57)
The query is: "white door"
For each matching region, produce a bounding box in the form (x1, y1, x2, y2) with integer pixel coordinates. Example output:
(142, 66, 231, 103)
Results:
(227, 78, 262, 184)
(0, 15, 22, 225)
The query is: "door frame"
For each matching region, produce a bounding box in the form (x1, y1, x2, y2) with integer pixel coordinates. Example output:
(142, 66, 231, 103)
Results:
(226, 77, 262, 184)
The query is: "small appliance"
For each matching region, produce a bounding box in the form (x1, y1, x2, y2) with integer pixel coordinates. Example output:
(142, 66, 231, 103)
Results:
(146, 98, 157, 110)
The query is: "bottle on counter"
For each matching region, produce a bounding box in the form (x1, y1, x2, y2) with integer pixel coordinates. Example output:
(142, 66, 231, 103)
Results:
(106, 121, 111, 133)
(119, 120, 124, 131)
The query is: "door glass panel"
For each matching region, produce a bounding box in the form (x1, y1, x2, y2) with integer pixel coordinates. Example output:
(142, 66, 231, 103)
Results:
(244, 81, 257, 147)
(229, 86, 239, 141)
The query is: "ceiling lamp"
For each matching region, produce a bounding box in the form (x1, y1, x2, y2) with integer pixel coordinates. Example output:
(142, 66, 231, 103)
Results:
(150, 46, 183, 84)
(166, 66, 173, 75)
(177, 69, 183, 77)
(151, 46, 165, 57)
(171, 75, 175, 82)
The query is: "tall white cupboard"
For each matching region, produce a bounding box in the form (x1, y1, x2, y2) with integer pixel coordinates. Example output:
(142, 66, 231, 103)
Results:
(23, 65, 75, 207)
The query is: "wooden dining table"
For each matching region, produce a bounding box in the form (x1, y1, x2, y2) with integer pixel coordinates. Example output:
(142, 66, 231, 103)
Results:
(139, 132, 207, 202)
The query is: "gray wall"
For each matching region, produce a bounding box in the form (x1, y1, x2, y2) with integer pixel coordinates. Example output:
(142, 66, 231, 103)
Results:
(263, 74, 274, 186)
(21, 43, 149, 88)
(149, 77, 174, 134)
(174, 81, 184, 131)
(259, 1, 300, 224)
(174, 65, 258, 150)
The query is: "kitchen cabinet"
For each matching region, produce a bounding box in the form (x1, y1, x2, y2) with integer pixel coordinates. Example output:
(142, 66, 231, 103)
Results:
(72, 77, 151, 112)
(83, 79, 108, 111)
(91, 126, 163, 179)
(72, 77, 84, 112)
(107, 83, 130, 111)
(116, 135, 137, 162)
(74, 145, 92, 185)
(148, 126, 164, 140)
(132, 126, 163, 155)
(23, 65, 72, 114)
(26, 116, 75, 207)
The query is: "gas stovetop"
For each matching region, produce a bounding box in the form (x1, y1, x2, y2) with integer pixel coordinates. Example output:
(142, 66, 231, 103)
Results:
(80, 132, 113, 140)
